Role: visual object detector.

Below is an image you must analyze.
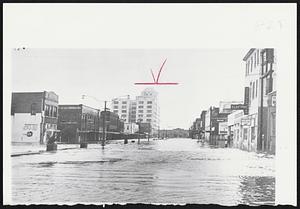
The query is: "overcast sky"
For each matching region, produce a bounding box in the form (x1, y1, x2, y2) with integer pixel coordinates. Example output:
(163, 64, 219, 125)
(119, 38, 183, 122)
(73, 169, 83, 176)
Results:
(12, 48, 248, 129)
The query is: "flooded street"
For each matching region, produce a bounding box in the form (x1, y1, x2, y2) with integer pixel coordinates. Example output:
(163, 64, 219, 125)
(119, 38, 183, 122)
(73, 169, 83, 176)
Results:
(11, 138, 275, 205)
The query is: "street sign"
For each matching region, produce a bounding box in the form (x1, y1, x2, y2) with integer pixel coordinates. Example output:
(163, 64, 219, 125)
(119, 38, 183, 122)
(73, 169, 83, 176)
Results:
(231, 104, 248, 109)
(215, 118, 227, 122)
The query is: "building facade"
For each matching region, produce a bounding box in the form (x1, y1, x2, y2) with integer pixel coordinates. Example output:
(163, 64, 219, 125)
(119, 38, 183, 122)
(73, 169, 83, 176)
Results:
(58, 104, 100, 143)
(11, 91, 59, 144)
(111, 96, 131, 123)
(230, 48, 276, 153)
(111, 88, 160, 136)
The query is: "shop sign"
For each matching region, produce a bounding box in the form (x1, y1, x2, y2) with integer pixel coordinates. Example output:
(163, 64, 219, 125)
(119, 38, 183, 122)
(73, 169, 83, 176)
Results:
(241, 119, 251, 126)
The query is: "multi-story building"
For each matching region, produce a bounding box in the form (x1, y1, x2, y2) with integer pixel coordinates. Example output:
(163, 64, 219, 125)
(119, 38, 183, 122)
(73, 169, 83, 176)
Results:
(58, 104, 100, 143)
(234, 48, 276, 153)
(199, 111, 207, 139)
(135, 88, 160, 136)
(111, 96, 131, 123)
(11, 91, 59, 144)
(111, 88, 160, 136)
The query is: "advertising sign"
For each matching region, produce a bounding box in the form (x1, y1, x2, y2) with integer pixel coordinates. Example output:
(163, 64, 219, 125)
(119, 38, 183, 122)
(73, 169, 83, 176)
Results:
(241, 119, 251, 126)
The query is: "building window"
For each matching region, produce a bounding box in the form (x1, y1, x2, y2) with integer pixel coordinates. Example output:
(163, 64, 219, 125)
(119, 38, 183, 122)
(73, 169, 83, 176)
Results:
(31, 103, 37, 115)
(250, 57, 253, 72)
(138, 106, 143, 108)
(252, 82, 255, 99)
(257, 50, 259, 64)
(122, 110, 127, 113)
(255, 80, 258, 98)
(113, 101, 119, 104)
(122, 106, 127, 109)
(138, 114, 143, 117)
(45, 105, 50, 116)
(147, 101, 152, 104)
(147, 110, 152, 113)
(254, 53, 256, 67)
(147, 105, 152, 108)
(139, 101, 144, 104)
(114, 110, 118, 113)
(122, 101, 127, 104)
(53, 106, 57, 117)
(138, 110, 143, 113)
(146, 119, 151, 122)
(113, 106, 118, 109)
(146, 114, 152, 117)
(121, 114, 126, 118)
(251, 126, 256, 142)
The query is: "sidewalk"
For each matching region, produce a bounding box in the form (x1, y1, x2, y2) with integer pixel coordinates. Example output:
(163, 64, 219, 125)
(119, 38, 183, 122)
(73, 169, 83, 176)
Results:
(11, 143, 80, 157)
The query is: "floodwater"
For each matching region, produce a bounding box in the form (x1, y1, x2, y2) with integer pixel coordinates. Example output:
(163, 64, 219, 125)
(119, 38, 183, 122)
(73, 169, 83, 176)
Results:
(11, 138, 275, 205)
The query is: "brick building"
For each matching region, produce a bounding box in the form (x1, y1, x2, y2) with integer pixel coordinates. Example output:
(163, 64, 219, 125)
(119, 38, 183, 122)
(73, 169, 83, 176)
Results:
(58, 104, 100, 143)
(11, 91, 59, 144)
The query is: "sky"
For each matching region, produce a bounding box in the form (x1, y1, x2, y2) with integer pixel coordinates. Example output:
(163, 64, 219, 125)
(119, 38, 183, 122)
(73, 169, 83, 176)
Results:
(12, 48, 248, 129)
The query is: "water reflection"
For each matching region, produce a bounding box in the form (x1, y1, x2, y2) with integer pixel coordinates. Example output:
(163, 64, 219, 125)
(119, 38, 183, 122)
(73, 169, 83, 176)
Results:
(11, 138, 275, 205)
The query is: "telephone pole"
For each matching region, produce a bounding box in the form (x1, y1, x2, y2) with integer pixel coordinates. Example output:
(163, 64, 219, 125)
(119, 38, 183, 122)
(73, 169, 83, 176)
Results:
(102, 101, 107, 147)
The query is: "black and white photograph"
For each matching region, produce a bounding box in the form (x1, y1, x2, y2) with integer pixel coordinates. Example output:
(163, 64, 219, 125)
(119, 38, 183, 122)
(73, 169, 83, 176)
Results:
(3, 3, 297, 207)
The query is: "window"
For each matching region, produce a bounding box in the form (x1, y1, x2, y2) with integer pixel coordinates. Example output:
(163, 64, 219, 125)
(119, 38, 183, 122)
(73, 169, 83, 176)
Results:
(251, 126, 256, 142)
(252, 82, 255, 99)
(245, 63, 248, 76)
(53, 106, 57, 117)
(257, 50, 259, 64)
(146, 119, 151, 122)
(113, 106, 118, 109)
(147, 101, 152, 104)
(114, 110, 118, 113)
(45, 105, 50, 116)
(243, 128, 248, 141)
(138, 110, 143, 113)
(255, 80, 258, 98)
(138, 106, 143, 108)
(122, 105, 127, 109)
(122, 110, 127, 113)
(138, 114, 143, 117)
(147, 110, 152, 113)
(139, 101, 144, 104)
(121, 114, 126, 118)
(250, 57, 253, 72)
(147, 105, 152, 108)
(122, 101, 127, 104)
(31, 103, 37, 115)
(113, 101, 119, 104)
(254, 53, 256, 67)
(146, 114, 152, 117)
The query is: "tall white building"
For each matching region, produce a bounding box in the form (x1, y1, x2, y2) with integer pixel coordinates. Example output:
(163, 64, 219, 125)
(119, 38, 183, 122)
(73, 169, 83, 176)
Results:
(111, 96, 131, 123)
(111, 88, 160, 136)
(135, 88, 160, 135)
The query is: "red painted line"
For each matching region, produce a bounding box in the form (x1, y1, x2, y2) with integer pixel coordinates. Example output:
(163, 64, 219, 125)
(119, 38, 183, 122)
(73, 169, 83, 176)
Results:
(134, 82, 178, 85)
(155, 58, 167, 83)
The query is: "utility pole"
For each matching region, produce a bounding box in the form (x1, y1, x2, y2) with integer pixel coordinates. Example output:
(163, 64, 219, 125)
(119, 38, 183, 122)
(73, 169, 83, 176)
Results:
(209, 107, 212, 145)
(102, 101, 107, 147)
